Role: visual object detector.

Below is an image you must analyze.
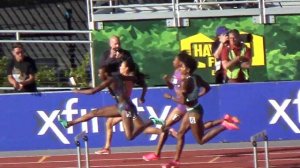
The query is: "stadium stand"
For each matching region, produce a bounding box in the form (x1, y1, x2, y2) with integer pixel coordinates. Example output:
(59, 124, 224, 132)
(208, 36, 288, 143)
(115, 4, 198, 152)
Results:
(0, 0, 88, 72)
(1, 0, 300, 88)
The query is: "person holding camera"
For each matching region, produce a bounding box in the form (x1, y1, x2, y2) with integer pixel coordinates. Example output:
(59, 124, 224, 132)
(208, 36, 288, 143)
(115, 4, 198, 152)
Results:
(99, 35, 133, 73)
(212, 26, 229, 84)
(220, 29, 252, 83)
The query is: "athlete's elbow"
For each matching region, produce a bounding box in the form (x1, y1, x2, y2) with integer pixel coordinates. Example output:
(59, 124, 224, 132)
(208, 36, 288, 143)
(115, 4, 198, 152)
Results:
(202, 85, 210, 94)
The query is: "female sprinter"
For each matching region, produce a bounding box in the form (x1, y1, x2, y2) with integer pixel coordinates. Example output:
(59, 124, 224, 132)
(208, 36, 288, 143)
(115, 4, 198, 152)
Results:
(59, 59, 164, 141)
(161, 52, 239, 168)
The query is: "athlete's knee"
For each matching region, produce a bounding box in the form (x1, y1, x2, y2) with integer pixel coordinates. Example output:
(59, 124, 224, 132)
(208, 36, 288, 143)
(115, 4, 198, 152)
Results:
(125, 134, 134, 141)
(105, 120, 113, 128)
(176, 131, 185, 140)
(196, 139, 205, 145)
(164, 120, 174, 128)
(127, 137, 134, 141)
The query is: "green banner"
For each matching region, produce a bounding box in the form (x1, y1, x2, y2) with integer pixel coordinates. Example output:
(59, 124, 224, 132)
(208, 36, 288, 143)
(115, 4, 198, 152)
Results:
(93, 15, 300, 86)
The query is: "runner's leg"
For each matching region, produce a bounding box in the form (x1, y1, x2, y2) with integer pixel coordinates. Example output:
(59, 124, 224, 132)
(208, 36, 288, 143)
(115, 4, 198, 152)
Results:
(68, 105, 120, 127)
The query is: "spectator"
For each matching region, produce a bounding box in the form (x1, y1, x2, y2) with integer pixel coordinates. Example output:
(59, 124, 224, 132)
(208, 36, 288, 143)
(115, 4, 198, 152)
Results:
(212, 26, 229, 84)
(99, 35, 133, 73)
(7, 43, 38, 92)
(221, 29, 252, 83)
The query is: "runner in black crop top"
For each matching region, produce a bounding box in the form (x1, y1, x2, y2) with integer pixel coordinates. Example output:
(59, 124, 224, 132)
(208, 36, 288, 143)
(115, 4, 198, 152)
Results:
(59, 59, 164, 142)
(161, 51, 239, 168)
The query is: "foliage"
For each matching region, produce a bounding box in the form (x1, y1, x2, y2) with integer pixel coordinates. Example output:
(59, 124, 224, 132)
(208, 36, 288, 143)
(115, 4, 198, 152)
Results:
(0, 57, 9, 87)
(36, 66, 58, 86)
(267, 50, 300, 81)
(93, 15, 300, 86)
(264, 16, 300, 81)
(93, 20, 179, 86)
(65, 54, 91, 88)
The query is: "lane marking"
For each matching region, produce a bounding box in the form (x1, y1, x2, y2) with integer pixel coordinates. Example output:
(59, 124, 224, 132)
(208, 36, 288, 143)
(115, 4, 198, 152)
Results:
(1, 156, 300, 166)
(1, 145, 299, 159)
(59, 161, 234, 168)
(1, 146, 300, 167)
(38, 156, 49, 163)
(1, 151, 300, 165)
(208, 156, 220, 163)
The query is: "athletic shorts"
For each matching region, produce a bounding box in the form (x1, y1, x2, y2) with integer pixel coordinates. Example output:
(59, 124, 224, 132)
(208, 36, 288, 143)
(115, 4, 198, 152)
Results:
(117, 101, 138, 118)
(186, 104, 204, 114)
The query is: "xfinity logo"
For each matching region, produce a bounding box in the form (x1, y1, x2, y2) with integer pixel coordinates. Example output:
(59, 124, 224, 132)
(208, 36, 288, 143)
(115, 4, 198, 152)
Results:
(37, 98, 172, 144)
(269, 90, 300, 133)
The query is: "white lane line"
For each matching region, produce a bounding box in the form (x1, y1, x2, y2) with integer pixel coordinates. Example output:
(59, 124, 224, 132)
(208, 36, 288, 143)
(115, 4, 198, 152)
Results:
(208, 156, 220, 163)
(1, 147, 300, 166)
(38, 156, 49, 163)
(0, 145, 298, 159)
(60, 161, 234, 168)
(1, 153, 300, 165)
(195, 150, 300, 158)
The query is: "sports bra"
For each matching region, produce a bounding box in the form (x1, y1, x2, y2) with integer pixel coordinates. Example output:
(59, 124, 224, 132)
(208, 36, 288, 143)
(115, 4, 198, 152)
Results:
(186, 75, 199, 102)
(111, 74, 127, 99)
(171, 69, 182, 92)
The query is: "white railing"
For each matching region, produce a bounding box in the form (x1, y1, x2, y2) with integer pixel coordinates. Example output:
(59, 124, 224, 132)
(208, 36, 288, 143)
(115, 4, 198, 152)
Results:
(0, 30, 91, 43)
(0, 29, 96, 87)
(89, 0, 300, 24)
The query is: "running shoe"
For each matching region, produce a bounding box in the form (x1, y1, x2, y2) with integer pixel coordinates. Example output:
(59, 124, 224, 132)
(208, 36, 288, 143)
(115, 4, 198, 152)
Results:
(95, 148, 111, 155)
(149, 116, 165, 125)
(169, 128, 178, 138)
(161, 160, 180, 168)
(224, 114, 240, 124)
(222, 120, 239, 130)
(142, 153, 160, 161)
(58, 118, 69, 128)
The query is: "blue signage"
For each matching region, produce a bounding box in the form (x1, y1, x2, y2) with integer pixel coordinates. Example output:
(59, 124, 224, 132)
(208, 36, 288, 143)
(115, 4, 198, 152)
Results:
(0, 81, 299, 151)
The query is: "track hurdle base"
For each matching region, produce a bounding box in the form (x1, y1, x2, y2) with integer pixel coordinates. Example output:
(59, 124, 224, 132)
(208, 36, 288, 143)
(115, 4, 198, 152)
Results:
(75, 131, 90, 168)
(250, 130, 269, 168)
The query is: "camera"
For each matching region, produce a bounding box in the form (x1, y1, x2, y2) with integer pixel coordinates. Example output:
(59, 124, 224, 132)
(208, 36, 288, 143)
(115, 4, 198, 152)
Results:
(240, 33, 253, 43)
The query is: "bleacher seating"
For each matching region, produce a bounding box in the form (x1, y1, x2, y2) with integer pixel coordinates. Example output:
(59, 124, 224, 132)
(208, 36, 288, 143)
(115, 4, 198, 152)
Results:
(0, 0, 89, 70)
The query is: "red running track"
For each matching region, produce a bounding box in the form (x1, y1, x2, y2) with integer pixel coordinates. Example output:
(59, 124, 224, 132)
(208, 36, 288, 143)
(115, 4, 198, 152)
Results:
(1, 146, 300, 168)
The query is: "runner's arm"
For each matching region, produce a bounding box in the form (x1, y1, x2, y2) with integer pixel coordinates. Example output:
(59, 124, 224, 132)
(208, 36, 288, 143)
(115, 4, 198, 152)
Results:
(74, 77, 112, 94)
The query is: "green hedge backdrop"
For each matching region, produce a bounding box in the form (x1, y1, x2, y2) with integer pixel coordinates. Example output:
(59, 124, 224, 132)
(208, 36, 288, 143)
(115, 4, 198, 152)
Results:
(92, 15, 300, 86)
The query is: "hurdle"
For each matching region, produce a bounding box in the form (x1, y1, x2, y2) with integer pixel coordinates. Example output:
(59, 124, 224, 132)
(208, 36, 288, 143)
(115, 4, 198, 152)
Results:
(74, 131, 90, 168)
(250, 130, 269, 168)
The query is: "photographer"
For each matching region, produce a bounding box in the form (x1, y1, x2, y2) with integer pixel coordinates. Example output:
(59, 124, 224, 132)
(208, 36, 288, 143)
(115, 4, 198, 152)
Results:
(220, 29, 252, 83)
(212, 26, 229, 84)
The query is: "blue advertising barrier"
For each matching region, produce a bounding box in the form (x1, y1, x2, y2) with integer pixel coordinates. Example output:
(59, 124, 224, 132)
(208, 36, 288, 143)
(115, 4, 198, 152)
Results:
(0, 81, 299, 151)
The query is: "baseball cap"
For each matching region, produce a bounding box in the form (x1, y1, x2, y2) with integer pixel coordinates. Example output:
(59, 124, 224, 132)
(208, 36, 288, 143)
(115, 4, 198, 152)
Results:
(216, 26, 229, 36)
